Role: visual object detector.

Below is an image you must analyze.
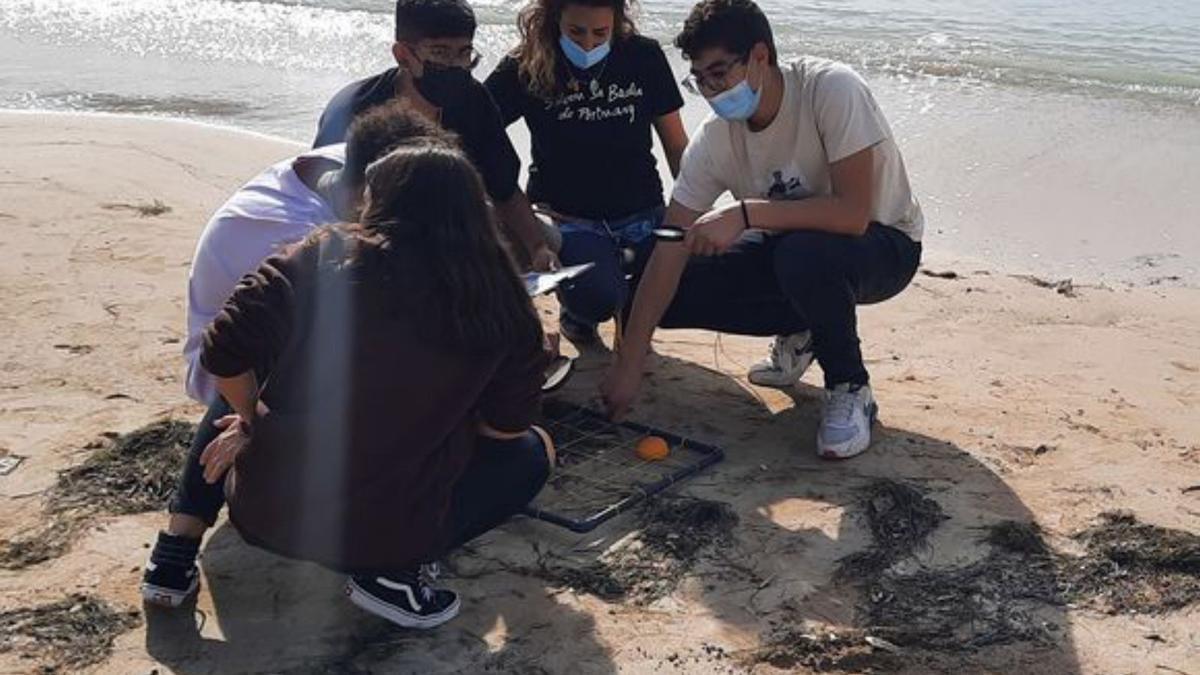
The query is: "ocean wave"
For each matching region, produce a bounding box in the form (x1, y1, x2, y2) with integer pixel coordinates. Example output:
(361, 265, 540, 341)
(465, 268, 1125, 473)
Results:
(3, 0, 1198, 106)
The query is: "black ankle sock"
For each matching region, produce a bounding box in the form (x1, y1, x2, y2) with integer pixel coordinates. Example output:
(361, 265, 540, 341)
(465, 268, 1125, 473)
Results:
(151, 531, 200, 568)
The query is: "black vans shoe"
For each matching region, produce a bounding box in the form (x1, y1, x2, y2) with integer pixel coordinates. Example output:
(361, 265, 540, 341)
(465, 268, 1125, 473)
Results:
(141, 532, 200, 607)
(345, 564, 460, 630)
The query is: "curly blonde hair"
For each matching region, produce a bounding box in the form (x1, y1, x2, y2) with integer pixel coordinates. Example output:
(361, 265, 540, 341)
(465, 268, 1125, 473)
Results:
(514, 0, 638, 100)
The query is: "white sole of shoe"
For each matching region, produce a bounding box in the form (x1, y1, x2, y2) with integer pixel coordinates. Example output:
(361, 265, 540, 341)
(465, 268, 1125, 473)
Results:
(818, 402, 879, 460)
(345, 579, 461, 630)
(140, 578, 198, 608)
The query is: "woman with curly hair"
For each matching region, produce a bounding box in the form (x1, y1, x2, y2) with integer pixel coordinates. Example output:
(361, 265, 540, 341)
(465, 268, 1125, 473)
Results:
(486, 0, 688, 344)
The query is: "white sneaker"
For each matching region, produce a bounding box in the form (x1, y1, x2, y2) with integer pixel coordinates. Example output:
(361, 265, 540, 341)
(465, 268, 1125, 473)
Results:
(748, 332, 815, 388)
(817, 384, 878, 459)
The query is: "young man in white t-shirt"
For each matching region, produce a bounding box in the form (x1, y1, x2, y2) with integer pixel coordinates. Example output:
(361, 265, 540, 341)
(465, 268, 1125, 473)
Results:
(602, 0, 923, 459)
(142, 103, 455, 608)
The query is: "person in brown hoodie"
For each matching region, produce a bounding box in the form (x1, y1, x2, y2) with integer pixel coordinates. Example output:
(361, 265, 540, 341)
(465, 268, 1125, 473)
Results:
(194, 145, 554, 629)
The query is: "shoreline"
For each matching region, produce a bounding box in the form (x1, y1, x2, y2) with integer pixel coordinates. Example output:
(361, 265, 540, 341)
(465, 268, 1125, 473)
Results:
(13, 82, 1197, 290)
(5, 0, 1197, 284)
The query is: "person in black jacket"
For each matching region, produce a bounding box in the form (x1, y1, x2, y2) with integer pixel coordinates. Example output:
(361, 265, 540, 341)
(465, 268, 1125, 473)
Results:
(315, 0, 558, 272)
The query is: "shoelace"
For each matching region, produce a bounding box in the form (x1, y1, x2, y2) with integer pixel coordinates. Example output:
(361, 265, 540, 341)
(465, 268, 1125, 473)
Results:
(825, 388, 859, 426)
(417, 563, 441, 603)
(767, 336, 784, 366)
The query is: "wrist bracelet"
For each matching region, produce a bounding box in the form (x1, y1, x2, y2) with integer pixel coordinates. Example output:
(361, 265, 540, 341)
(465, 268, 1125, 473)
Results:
(739, 200, 751, 230)
(238, 418, 254, 436)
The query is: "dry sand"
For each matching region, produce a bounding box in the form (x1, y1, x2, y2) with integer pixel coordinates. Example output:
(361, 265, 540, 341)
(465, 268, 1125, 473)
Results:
(1, 111, 1198, 674)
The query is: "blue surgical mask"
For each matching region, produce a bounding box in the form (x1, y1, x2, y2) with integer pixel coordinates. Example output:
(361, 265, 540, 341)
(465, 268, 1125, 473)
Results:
(559, 34, 611, 70)
(706, 75, 762, 121)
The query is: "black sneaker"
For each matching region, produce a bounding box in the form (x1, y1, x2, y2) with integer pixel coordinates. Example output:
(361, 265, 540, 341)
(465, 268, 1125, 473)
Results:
(345, 563, 460, 630)
(560, 310, 600, 346)
(141, 532, 200, 608)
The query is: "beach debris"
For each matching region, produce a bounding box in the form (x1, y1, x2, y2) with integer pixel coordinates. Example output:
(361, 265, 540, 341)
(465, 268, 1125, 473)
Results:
(0, 419, 194, 569)
(1014, 274, 1078, 297)
(858, 521, 1062, 652)
(825, 506, 1200, 660)
(0, 523, 78, 570)
(102, 199, 172, 217)
(985, 519, 1050, 555)
(1061, 511, 1200, 614)
(0, 454, 25, 476)
(919, 269, 959, 280)
(48, 419, 193, 516)
(835, 480, 948, 580)
(749, 626, 900, 673)
(831, 485, 1065, 654)
(863, 635, 902, 654)
(531, 495, 738, 604)
(0, 593, 140, 671)
(52, 343, 94, 355)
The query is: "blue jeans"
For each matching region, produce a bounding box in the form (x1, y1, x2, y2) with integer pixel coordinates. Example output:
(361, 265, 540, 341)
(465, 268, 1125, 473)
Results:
(556, 207, 663, 326)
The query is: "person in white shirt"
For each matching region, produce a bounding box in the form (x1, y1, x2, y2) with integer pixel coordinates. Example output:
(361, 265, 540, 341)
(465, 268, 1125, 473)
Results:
(183, 144, 341, 403)
(601, 0, 923, 460)
(143, 102, 456, 608)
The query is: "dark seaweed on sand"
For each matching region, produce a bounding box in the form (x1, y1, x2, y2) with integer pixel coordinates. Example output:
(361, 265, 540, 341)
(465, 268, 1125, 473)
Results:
(0, 420, 194, 569)
(533, 495, 738, 604)
(835, 479, 949, 580)
(1062, 511, 1200, 614)
(0, 594, 140, 672)
(49, 419, 193, 515)
(752, 625, 901, 673)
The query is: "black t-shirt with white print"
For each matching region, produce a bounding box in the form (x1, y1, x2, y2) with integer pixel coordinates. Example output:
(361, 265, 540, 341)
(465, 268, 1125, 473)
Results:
(485, 35, 684, 221)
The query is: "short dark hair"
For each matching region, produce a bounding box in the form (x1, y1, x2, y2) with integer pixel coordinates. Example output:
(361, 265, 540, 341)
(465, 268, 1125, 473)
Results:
(394, 0, 477, 43)
(675, 0, 777, 66)
(344, 101, 459, 187)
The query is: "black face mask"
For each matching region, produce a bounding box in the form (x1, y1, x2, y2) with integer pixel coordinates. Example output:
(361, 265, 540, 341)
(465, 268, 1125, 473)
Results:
(414, 61, 474, 109)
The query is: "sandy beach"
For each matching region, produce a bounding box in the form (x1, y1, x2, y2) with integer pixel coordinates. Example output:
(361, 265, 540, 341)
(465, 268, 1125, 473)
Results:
(1, 111, 1199, 674)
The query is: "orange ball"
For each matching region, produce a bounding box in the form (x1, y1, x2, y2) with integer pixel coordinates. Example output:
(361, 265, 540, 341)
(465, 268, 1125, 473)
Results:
(635, 435, 670, 461)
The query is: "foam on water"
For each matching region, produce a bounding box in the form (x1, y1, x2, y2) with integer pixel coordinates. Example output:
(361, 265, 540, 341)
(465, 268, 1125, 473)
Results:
(3, 0, 1198, 103)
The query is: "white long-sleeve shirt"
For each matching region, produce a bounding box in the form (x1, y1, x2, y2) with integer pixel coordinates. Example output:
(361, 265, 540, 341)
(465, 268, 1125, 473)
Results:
(183, 144, 344, 404)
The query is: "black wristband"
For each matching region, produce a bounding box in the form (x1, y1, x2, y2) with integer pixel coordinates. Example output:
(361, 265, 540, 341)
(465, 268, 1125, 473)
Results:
(739, 200, 751, 230)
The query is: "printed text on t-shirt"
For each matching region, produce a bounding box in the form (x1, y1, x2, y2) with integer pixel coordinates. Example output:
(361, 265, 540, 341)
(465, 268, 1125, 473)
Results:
(545, 80, 644, 125)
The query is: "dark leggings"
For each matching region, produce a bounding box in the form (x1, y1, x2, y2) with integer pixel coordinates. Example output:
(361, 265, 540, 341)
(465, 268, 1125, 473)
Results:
(557, 231, 654, 325)
(170, 404, 551, 558)
(655, 223, 921, 387)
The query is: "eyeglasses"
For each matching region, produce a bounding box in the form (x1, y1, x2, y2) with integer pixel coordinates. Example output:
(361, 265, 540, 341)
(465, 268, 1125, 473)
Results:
(411, 44, 483, 70)
(681, 54, 749, 97)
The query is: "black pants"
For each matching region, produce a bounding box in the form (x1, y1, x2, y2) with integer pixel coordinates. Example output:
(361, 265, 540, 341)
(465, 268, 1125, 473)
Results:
(655, 223, 921, 387)
(170, 402, 551, 561)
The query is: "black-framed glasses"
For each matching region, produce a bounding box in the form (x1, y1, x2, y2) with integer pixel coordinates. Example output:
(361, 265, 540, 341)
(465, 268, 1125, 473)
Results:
(681, 54, 749, 96)
(411, 44, 483, 70)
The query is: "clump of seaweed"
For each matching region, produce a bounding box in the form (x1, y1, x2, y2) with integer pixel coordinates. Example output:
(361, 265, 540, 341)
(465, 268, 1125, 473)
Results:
(1061, 511, 1200, 614)
(534, 495, 738, 604)
(0, 420, 194, 569)
(835, 480, 949, 580)
(751, 625, 901, 673)
(0, 594, 140, 672)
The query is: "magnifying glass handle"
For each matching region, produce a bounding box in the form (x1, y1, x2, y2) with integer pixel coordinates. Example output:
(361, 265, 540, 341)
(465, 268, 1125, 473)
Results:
(652, 226, 686, 242)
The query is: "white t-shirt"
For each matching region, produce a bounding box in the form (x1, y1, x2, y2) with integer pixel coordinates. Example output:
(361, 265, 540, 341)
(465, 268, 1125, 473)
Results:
(183, 144, 344, 404)
(672, 57, 923, 241)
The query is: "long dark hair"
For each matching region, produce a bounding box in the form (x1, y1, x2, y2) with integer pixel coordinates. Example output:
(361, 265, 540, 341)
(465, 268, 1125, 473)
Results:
(514, 0, 638, 100)
(352, 145, 542, 352)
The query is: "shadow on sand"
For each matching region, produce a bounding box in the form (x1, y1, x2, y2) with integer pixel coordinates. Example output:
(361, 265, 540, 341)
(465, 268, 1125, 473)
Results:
(145, 339, 1081, 674)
